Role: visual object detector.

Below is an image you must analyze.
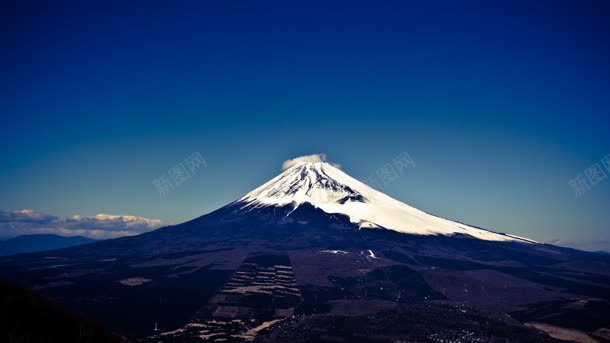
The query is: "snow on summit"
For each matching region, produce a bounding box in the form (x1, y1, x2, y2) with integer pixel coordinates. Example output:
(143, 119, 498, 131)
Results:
(238, 160, 534, 243)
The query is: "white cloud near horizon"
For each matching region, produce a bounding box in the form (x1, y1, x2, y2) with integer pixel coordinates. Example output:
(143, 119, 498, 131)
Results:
(0, 210, 166, 239)
(281, 153, 341, 171)
(543, 237, 610, 252)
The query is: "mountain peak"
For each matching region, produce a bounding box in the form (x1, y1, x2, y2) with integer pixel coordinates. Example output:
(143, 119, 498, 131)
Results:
(239, 160, 366, 208)
(236, 161, 535, 243)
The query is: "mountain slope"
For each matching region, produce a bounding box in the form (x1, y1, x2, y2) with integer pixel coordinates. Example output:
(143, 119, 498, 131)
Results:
(238, 161, 532, 242)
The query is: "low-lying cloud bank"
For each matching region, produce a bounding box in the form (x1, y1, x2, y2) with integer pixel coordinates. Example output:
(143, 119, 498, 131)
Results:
(281, 153, 341, 171)
(0, 209, 165, 239)
(544, 238, 610, 253)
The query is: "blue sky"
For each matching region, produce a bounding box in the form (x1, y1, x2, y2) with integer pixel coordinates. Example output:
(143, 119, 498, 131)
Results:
(1, 1, 609, 250)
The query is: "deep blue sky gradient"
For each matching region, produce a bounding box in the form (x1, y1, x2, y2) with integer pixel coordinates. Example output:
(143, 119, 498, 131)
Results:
(1, 1, 609, 250)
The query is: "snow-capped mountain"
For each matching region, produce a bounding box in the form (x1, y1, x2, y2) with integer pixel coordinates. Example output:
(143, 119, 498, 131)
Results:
(4, 160, 608, 343)
(237, 161, 534, 243)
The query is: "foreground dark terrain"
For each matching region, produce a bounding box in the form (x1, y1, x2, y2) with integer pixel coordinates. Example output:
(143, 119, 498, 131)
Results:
(0, 279, 122, 343)
(1, 202, 609, 342)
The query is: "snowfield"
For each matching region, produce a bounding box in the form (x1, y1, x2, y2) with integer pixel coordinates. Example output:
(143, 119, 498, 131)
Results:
(238, 161, 535, 243)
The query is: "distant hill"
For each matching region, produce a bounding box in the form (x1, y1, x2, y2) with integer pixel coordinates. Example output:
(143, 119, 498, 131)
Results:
(0, 234, 96, 256)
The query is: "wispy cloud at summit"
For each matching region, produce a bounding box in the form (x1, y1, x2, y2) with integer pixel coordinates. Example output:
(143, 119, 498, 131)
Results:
(281, 154, 341, 171)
